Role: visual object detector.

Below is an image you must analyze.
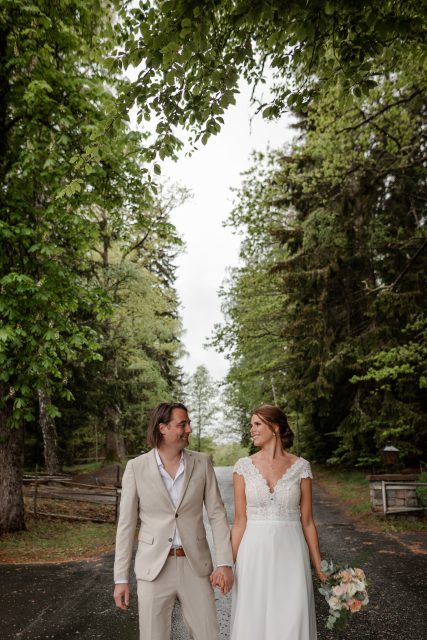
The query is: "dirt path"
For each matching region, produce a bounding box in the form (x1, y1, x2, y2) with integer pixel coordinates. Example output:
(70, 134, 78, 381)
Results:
(0, 467, 426, 640)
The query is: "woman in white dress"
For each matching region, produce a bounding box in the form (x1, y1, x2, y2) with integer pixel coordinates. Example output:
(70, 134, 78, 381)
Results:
(230, 404, 325, 640)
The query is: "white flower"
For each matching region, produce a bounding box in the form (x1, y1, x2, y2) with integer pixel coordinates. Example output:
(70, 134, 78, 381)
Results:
(328, 596, 343, 611)
(352, 578, 366, 592)
(346, 582, 357, 598)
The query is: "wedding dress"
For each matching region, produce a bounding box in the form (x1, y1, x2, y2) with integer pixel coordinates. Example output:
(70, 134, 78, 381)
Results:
(230, 456, 317, 640)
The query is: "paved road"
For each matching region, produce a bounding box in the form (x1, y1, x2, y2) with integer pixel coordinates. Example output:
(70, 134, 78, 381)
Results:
(0, 467, 426, 640)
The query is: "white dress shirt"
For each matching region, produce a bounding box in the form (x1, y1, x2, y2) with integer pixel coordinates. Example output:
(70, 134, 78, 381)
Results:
(155, 448, 185, 547)
(155, 449, 229, 568)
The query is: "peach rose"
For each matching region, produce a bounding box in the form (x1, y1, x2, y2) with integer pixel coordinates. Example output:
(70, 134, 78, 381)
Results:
(354, 568, 366, 581)
(348, 598, 362, 613)
(339, 570, 352, 583)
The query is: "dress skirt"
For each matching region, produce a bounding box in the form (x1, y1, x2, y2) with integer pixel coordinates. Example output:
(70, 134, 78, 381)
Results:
(230, 520, 317, 640)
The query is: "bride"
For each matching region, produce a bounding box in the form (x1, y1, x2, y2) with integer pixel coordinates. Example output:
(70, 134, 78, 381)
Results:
(230, 404, 325, 640)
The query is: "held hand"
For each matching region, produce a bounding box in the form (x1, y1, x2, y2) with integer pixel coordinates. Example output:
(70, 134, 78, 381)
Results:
(211, 567, 234, 595)
(114, 583, 130, 610)
(210, 571, 225, 591)
(317, 571, 327, 583)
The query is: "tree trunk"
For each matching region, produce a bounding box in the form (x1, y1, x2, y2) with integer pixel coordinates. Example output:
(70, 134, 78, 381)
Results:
(38, 388, 61, 475)
(104, 405, 126, 462)
(0, 388, 25, 534)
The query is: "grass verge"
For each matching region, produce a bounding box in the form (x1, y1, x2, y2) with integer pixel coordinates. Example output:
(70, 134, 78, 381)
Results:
(314, 466, 427, 534)
(0, 515, 116, 564)
(62, 461, 107, 474)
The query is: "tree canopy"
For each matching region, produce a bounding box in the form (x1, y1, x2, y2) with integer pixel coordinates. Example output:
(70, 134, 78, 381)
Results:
(115, 0, 426, 157)
(0, 0, 185, 533)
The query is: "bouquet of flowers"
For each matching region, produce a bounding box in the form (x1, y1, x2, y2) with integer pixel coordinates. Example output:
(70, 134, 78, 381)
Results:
(318, 559, 369, 631)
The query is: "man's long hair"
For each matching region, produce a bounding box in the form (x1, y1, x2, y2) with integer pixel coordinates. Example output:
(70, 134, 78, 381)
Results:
(146, 402, 188, 448)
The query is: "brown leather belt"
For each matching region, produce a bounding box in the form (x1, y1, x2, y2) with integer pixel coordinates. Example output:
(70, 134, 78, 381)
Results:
(168, 547, 186, 557)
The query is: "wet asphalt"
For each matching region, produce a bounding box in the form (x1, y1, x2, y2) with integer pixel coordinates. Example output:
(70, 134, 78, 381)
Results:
(0, 467, 426, 640)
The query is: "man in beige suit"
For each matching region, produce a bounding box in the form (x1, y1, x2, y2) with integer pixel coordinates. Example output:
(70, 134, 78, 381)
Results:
(113, 402, 234, 640)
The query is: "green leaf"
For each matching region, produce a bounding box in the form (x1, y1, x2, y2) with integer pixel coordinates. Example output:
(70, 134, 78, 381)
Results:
(46, 404, 61, 418)
(0, 327, 13, 342)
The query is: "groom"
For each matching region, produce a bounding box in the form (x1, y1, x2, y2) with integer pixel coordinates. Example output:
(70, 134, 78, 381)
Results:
(113, 402, 234, 640)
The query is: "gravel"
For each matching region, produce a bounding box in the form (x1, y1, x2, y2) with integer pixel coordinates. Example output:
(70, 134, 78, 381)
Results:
(0, 466, 425, 640)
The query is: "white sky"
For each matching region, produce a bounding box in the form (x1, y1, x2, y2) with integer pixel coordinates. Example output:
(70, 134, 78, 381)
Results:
(161, 82, 294, 382)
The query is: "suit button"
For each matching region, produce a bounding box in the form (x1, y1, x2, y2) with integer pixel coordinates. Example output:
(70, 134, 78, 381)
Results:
(168, 538, 172, 542)
(175, 513, 178, 518)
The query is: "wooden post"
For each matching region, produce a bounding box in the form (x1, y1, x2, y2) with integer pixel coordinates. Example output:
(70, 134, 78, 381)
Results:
(33, 464, 39, 518)
(382, 480, 387, 514)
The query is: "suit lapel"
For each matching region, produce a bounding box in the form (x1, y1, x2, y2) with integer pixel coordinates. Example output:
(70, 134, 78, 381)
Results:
(176, 449, 195, 511)
(148, 449, 175, 510)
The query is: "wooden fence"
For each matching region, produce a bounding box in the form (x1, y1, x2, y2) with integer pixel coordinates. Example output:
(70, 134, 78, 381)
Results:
(23, 472, 122, 524)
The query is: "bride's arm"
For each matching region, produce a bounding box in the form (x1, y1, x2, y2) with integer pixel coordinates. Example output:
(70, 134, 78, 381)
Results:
(231, 473, 247, 562)
(300, 478, 326, 581)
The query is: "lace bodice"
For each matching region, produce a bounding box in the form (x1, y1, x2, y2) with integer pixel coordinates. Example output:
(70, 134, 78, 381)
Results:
(233, 456, 313, 522)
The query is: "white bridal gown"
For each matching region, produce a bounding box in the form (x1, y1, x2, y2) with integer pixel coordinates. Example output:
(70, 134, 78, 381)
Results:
(231, 457, 317, 640)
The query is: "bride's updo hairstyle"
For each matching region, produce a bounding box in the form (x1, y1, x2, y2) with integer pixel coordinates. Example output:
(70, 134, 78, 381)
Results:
(251, 404, 294, 450)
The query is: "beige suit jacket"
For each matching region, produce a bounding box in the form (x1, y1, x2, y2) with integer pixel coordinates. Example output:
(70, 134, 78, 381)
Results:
(114, 449, 233, 582)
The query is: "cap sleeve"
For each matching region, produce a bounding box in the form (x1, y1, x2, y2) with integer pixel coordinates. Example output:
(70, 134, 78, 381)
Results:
(233, 457, 247, 476)
(300, 459, 313, 480)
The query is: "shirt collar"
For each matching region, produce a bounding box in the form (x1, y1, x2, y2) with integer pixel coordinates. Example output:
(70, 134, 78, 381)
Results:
(155, 448, 185, 468)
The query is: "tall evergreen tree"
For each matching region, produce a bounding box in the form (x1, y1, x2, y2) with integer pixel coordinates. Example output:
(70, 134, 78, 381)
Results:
(213, 59, 427, 466)
(56, 186, 185, 462)
(185, 366, 219, 451)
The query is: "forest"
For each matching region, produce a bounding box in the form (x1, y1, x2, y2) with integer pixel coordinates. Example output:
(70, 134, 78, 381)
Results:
(0, 1, 426, 534)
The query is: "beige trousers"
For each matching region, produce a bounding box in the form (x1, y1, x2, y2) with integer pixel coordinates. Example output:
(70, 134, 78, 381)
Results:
(137, 556, 220, 640)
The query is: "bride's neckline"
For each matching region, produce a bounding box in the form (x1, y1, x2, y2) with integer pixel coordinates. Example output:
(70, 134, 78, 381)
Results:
(248, 456, 301, 494)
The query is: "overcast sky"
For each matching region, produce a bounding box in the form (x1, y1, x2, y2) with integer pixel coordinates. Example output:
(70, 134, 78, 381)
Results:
(160, 83, 294, 382)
